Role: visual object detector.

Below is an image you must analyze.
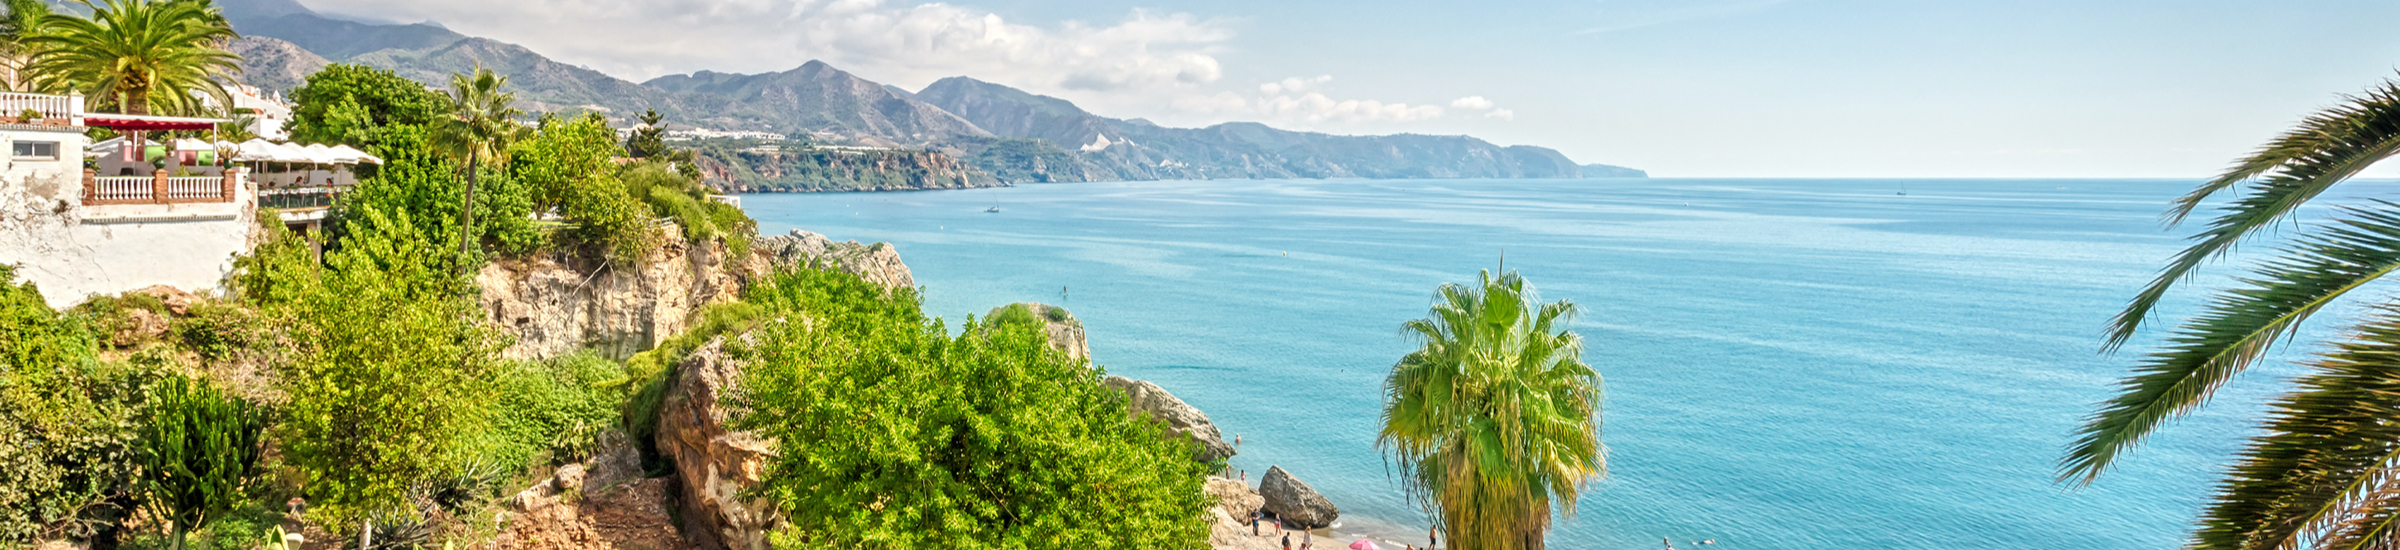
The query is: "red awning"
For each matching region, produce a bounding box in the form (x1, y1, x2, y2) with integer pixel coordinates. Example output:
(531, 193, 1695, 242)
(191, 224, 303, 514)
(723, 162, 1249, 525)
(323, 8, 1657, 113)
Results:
(82, 113, 225, 131)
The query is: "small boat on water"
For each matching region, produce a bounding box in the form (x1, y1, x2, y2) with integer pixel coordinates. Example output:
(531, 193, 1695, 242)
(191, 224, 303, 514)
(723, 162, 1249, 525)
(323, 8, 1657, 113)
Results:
(986, 206, 1001, 213)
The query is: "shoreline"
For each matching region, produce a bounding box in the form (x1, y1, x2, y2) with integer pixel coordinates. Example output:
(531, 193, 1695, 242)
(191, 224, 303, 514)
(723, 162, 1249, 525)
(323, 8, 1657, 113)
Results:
(1221, 475, 1433, 550)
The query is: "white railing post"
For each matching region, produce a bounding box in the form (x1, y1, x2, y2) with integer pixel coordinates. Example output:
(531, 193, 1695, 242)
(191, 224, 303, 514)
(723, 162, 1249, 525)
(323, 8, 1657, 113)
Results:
(67, 91, 81, 126)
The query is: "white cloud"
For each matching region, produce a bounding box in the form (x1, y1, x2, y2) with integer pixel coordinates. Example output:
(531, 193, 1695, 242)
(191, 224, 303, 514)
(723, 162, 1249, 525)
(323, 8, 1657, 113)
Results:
(1450, 96, 1495, 110)
(1485, 108, 1515, 120)
(1260, 75, 1332, 95)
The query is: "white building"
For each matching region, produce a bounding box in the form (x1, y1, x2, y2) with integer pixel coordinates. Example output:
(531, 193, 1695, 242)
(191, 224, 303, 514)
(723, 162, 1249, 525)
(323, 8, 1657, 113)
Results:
(0, 91, 259, 308)
(200, 83, 292, 140)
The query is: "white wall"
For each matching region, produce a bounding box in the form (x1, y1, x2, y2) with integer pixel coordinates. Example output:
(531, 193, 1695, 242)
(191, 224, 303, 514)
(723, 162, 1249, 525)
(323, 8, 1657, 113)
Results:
(0, 128, 258, 308)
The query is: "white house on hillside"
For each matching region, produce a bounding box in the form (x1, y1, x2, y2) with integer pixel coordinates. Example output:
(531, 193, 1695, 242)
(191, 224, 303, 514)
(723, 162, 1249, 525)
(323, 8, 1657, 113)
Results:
(0, 91, 260, 308)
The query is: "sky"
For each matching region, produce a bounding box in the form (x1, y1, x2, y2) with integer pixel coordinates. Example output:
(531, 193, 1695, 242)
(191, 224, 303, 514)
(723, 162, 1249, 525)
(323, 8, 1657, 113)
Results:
(296, 0, 2400, 178)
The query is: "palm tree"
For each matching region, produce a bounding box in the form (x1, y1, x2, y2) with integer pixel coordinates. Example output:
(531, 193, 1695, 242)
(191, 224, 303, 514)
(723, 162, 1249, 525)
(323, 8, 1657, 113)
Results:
(0, 0, 52, 91)
(20, 0, 239, 115)
(426, 66, 528, 257)
(2063, 76, 2400, 548)
(1379, 269, 1605, 550)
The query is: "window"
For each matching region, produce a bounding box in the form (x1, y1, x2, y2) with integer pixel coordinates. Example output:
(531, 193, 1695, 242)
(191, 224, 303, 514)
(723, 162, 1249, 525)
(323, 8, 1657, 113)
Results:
(12, 141, 57, 160)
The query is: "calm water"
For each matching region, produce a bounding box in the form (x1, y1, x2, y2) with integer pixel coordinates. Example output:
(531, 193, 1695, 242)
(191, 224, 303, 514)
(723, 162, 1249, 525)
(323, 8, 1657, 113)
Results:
(742, 178, 2397, 549)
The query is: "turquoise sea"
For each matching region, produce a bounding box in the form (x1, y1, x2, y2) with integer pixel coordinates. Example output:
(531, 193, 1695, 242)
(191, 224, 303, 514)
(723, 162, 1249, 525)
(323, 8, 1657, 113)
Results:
(742, 178, 2392, 549)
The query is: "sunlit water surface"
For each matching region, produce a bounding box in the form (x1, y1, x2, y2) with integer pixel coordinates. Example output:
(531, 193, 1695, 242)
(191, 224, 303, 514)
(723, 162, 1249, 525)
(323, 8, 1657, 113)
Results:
(742, 178, 2400, 549)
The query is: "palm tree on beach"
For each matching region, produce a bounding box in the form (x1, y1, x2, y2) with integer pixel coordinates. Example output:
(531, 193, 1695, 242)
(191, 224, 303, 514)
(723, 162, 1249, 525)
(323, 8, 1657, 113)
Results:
(426, 65, 528, 257)
(1380, 269, 1605, 550)
(21, 0, 239, 115)
(2063, 76, 2400, 548)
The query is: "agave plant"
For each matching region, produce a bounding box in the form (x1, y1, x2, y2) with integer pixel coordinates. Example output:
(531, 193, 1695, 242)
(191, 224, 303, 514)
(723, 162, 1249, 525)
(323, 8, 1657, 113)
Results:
(2064, 77, 2400, 548)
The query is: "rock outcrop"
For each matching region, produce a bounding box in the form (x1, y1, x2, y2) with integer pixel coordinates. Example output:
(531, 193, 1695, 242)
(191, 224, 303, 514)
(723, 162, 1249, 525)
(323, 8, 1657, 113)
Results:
(1259, 466, 1339, 529)
(1103, 375, 1236, 463)
(478, 227, 744, 360)
(654, 336, 782, 550)
(754, 229, 915, 290)
(1206, 477, 1279, 550)
(985, 302, 1088, 361)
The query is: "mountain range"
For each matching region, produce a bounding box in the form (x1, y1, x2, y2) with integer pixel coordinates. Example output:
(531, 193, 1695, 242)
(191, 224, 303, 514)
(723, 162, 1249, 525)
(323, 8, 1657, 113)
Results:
(214, 0, 1645, 183)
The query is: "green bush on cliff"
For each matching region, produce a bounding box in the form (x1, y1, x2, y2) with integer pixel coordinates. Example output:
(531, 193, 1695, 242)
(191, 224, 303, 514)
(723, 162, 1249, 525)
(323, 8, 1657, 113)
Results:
(0, 266, 165, 545)
(458, 352, 625, 469)
(249, 206, 504, 523)
(736, 268, 1213, 548)
(335, 126, 542, 261)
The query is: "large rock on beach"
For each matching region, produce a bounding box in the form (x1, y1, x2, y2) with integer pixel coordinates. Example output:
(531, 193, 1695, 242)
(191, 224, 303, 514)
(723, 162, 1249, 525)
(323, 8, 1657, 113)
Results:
(755, 229, 915, 290)
(1103, 375, 1237, 463)
(656, 336, 784, 550)
(1207, 477, 1279, 550)
(1259, 466, 1339, 529)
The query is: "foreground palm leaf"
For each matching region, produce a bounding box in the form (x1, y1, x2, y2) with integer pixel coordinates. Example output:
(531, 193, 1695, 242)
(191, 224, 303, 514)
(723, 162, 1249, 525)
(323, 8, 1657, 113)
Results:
(2064, 203, 2400, 483)
(2068, 74, 2400, 549)
(21, 0, 239, 115)
(1381, 269, 1604, 550)
(2192, 308, 2400, 550)
(2066, 77, 2400, 485)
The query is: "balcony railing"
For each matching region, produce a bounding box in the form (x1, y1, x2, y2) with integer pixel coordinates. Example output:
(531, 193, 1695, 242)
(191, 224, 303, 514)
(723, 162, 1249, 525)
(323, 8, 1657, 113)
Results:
(0, 91, 80, 125)
(82, 169, 239, 205)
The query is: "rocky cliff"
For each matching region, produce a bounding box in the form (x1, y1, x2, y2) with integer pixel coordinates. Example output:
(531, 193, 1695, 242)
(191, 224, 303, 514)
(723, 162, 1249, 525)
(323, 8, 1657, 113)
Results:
(691, 145, 998, 193)
(476, 226, 746, 360)
(1104, 375, 1237, 463)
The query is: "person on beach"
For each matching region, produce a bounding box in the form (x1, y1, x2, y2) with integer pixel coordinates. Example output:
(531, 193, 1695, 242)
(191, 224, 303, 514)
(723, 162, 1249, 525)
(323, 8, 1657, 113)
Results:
(1250, 511, 1260, 536)
(1282, 533, 1292, 550)
(1430, 527, 1439, 549)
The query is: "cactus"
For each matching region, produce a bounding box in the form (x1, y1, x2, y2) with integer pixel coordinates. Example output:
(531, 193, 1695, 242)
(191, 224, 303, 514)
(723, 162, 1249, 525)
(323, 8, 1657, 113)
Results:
(136, 376, 271, 550)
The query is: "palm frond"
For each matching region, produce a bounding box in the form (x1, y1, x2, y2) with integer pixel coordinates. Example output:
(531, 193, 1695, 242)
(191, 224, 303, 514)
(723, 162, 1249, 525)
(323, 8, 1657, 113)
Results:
(2187, 309, 2400, 550)
(2065, 203, 2400, 484)
(2110, 78, 2400, 351)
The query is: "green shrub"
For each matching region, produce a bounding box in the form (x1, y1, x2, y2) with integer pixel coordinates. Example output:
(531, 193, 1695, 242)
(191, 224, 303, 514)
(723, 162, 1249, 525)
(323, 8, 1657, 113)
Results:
(335, 129, 542, 262)
(262, 206, 503, 523)
(462, 352, 624, 470)
(0, 266, 166, 545)
(985, 303, 1040, 327)
(173, 301, 266, 363)
(736, 268, 1212, 548)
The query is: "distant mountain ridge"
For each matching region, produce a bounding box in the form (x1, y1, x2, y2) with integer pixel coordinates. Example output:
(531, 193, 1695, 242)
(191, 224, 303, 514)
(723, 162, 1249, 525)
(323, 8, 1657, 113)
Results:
(214, 0, 1646, 182)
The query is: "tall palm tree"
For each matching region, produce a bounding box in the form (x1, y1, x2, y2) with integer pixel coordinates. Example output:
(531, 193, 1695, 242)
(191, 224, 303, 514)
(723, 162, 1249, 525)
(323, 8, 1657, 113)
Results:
(0, 0, 53, 91)
(1380, 269, 1605, 550)
(426, 66, 528, 257)
(2063, 77, 2400, 549)
(20, 0, 239, 115)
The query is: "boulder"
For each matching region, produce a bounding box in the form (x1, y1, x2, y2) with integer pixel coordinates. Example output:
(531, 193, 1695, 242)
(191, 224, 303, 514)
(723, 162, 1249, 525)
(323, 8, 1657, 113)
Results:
(985, 302, 1088, 361)
(130, 284, 198, 315)
(1206, 477, 1279, 550)
(1258, 466, 1339, 529)
(754, 229, 915, 290)
(1103, 376, 1236, 463)
(581, 429, 643, 492)
(655, 336, 782, 550)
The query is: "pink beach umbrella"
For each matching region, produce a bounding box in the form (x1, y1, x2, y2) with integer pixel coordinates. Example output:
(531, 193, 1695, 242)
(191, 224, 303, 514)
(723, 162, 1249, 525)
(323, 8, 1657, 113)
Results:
(1348, 539, 1379, 550)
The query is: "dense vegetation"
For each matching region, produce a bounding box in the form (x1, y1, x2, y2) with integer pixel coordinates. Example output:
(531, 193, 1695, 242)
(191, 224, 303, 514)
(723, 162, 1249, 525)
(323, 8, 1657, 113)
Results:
(735, 269, 1214, 548)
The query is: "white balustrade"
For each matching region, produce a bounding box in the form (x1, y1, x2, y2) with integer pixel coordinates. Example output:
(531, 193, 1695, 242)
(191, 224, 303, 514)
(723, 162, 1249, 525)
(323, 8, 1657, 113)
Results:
(91, 177, 151, 202)
(165, 177, 220, 200)
(0, 92, 77, 121)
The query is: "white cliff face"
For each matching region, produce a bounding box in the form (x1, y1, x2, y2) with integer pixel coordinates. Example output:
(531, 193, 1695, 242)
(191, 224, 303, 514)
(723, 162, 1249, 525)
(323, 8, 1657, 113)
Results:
(477, 227, 745, 360)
